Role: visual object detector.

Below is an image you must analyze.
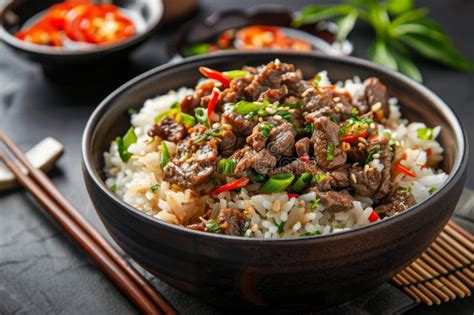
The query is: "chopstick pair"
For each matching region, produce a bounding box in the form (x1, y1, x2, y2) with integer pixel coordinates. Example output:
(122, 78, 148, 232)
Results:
(0, 132, 176, 315)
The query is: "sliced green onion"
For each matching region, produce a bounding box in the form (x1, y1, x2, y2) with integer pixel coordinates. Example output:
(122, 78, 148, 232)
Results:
(313, 74, 321, 87)
(292, 172, 313, 193)
(310, 198, 320, 210)
(259, 123, 274, 138)
(313, 173, 327, 184)
(116, 127, 137, 163)
(398, 186, 412, 194)
(326, 141, 334, 161)
(279, 99, 302, 109)
(110, 184, 117, 193)
(151, 184, 160, 193)
(428, 187, 437, 195)
(304, 230, 321, 236)
(223, 70, 249, 79)
(233, 101, 266, 115)
(194, 107, 209, 127)
(183, 43, 210, 56)
(217, 159, 236, 174)
(217, 159, 227, 173)
(272, 219, 285, 234)
(417, 127, 434, 140)
(159, 142, 170, 170)
(260, 173, 295, 193)
(253, 173, 268, 183)
(365, 147, 381, 164)
(205, 219, 221, 233)
(193, 128, 223, 144)
(181, 112, 197, 127)
(276, 110, 292, 122)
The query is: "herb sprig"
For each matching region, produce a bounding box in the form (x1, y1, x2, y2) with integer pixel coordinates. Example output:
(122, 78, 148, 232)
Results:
(293, 0, 472, 82)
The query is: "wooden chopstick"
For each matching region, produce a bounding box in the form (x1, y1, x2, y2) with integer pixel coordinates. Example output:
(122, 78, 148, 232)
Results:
(0, 133, 176, 314)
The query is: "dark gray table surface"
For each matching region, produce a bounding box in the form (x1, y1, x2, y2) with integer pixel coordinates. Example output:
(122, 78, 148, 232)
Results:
(0, 0, 473, 314)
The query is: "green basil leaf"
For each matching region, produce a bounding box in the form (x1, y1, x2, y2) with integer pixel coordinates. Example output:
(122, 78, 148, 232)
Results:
(392, 49, 422, 82)
(336, 9, 358, 42)
(386, 0, 412, 15)
(399, 33, 473, 71)
(369, 40, 398, 70)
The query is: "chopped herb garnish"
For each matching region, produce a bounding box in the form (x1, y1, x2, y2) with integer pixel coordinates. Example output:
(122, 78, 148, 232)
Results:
(260, 173, 295, 193)
(110, 184, 117, 193)
(304, 230, 322, 236)
(194, 107, 209, 127)
(279, 99, 302, 109)
(223, 70, 249, 79)
(417, 127, 434, 140)
(276, 110, 292, 122)
(311, 198, 320, 210)
(326, 141, 334, 161)
(233, 100, 266, 115)
(313, 173, 327, 184)
(365, 147, 381, 164)
(116, 127, 137, 163)
(151, 184, 160, 193)
(273, 219, 285, 234)
(241, 221, 250, 236)
(217, 159, 236, 174)
(304, 123, 314, 134)
(205, 219, 221, 233)
(429, 187, 437, 195)
(193, 128, 223, 144)
(159, 142, 170, 170)
(292, 172, 313, 193)
(398, 186, 412, 194)
(128, 108, 138, 115)
(181, 113, 197, 127)
(253, 172, 268, 183)
(259, 123, 274, 138)
(313, 74, 322, 88)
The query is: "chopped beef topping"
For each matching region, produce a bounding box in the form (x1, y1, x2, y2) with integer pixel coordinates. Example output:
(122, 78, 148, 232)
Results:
(374, 189, 416, 217)
(311, 117, 347, 169)
(233, 147, 277, 174)
(295, 137, 311, 157)
(216, 208, 247, 236)
(318, 190, 353, 212)
(219, 129, 239, 157)
(364, 77, 390, 120)
(222, 111, 255, 136)
(266, 122, 296, 157)
(268, 159, 320, 176)
(148, 117, 187, 142)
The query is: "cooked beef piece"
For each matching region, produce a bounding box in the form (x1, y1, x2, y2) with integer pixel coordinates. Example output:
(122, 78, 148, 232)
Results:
(353, 92, 369, 114)
(257, 86, 288, 103)
(225, 75, 254, 102)
(324, 90, 354, 120)
(374, 189, 416, 217)
(246, 124, 268, 151)
(148, 117, 187, 142)
(222, 111, 255, 136)
(290, 108, 305, 129)
(311, 117, 347, 169)
(180, 80, 216, 114)
(364, 77, 390, 119)
(367, 134, 393, 200)
(164, 126, 218, 189)
(302, 89, 335, 114)
(349, 166, 382, 197)
(268, 159, 319, 176)
(219, 129, 239, 157)
(295, 138, 310, 157)
(245, 61, 294, 99)
(267, 122, 296, 157)
(216, 208, 247, 236)
(186, 221, 206, 231)
(281, 69, 311, 96)
(233, 147, 276, 174)
(347, 146, 367, 164)
(318, 190, 353, 212)
(330, 168, 350, 189)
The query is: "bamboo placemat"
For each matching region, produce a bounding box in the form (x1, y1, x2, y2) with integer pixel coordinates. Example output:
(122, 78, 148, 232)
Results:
(391, 220, 474, 306)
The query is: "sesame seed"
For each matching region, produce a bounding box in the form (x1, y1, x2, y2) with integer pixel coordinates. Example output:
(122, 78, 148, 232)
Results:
(352, 162, 359, 168)
(358, 137, 368, 144)
(358, 142, 366, 149)
(373, 153, 380, 159)
(342, 142, 351, 152)
(371, 102, 382, 112)
(350, 173, 357, 184)
(370, 123, 376, 129)
(333, 97, 341, 102)
(274, 115, 282, 121)
(212, 123, 221, 128)
(364, 164, 370, 172)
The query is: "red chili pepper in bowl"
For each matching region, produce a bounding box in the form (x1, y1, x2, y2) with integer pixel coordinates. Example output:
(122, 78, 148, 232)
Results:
(287, 193, 300, 199)
(207, 89, 219, 124)
(199, 67, 231, 87)
(368, 211, 379, 222)
(209, 177, 249, 195)
(393, 164, 416, 177)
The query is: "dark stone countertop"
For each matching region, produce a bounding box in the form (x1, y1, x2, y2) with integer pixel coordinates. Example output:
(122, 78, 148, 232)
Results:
(0, 0, 473, 314)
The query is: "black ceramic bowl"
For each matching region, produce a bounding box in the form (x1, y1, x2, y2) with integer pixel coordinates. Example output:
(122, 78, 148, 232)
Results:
(82, 52, 467, 310)
(0, 0, 163, 69)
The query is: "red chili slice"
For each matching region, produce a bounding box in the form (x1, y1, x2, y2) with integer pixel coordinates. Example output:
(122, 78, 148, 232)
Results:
(199, 67, 231, 87)
(393, 164, 416, 177)
(299, 155, 310, 162)
(209, 178, 249, 195)
(64, 4, 92, 41)
(287, 193, 300, 199)
(341, 131, 367, 143)
(368, 211, 379, 222)
(207, 89, 219, 124)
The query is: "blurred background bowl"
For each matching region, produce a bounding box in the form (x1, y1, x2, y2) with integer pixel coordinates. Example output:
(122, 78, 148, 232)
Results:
(0, 0, 164, 70)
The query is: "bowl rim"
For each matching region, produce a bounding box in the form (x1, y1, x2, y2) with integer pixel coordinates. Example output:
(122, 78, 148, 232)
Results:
(0, 0, 164, 57)
(82, 51, 468, 243)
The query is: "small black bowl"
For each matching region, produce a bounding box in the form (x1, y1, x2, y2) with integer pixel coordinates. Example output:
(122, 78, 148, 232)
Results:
(0, 0, 163, 70)
(82, 52, 468, 311)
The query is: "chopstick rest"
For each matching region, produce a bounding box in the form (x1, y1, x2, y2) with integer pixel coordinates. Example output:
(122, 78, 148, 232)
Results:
(0, 137, 63, 191)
